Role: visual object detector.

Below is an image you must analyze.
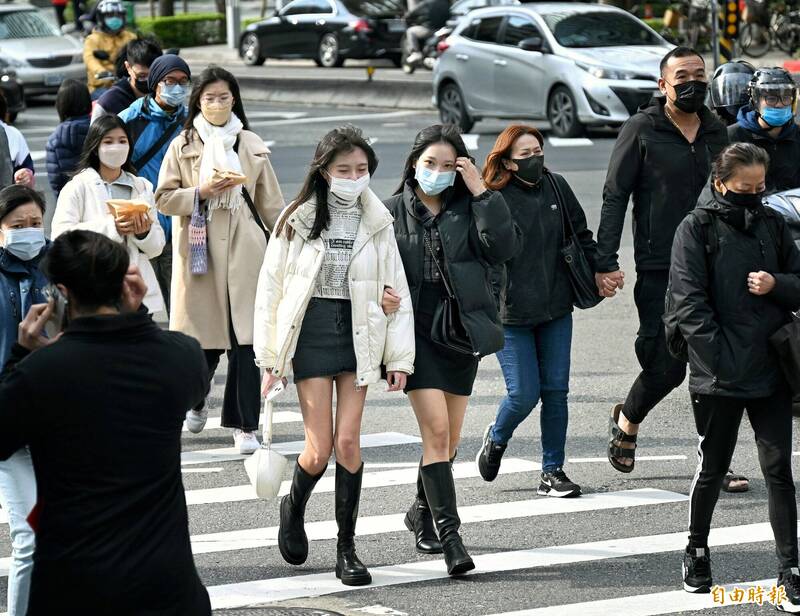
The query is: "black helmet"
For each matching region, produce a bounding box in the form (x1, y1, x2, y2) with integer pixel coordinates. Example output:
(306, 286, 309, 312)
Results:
(749, 67, 798, 112)
(710, 61, 756, 121)
(96, 0, 126, 32)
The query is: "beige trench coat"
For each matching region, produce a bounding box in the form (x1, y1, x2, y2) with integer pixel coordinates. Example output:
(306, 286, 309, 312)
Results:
(155, 129, 284, 349)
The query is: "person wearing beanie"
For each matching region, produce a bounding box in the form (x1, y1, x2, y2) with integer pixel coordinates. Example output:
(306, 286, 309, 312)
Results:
(119, 53, 191, 316)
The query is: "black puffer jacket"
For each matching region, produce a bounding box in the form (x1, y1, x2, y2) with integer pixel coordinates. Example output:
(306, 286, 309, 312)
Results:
(597, 97, 728, 272)
(668, 184, 800, 397)
(384, 182, 520, 357)
(45, 115, 90, 197)
(498, 173, 599, 327)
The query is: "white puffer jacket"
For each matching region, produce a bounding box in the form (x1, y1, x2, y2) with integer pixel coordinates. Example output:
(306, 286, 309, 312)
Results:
(254, 188, 415, 386)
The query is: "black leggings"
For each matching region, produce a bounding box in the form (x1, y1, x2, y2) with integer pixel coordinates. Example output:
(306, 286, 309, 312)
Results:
(688, 389, 797, 572)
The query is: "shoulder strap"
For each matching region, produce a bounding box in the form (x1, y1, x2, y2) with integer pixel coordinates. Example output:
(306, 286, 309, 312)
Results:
(545, 171, 575, 246)
(422, 229, 456, 299)
(233, 138, 269, 241)
(691, 209, 718, 276)
(131, 101, 183, 171)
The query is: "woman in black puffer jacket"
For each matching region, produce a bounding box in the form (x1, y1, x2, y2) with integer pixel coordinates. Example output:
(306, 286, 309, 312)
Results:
(45, 79, 91, 199)
(383, 124, 519, 577)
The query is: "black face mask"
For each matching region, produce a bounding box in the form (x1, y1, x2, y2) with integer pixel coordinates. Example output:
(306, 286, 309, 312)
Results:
(723, 187, 764, 209)
(512, 154, 544, 184)
(133, 78, 149, 94)
(670, 80, 708, 114)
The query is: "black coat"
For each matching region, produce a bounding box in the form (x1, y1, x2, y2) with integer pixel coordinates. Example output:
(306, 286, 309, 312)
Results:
(728, 118, 800, 194)
(406, 0, 450, 30)
(0, 311, 211, 614)
(96, 77, 138, 117)
(668, 185, 800, 398)
(597, 97, 728, 272)
(384, 183, 520, 357)
(498, 173, 599, 327)
(45, 114, 90, 197)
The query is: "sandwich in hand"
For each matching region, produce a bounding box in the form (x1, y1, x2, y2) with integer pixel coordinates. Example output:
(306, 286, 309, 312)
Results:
(212, 168, 248, 186)
(106, 199, 150, 220)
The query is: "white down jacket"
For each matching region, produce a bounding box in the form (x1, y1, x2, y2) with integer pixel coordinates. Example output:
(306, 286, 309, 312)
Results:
(253, 187, 415, 386)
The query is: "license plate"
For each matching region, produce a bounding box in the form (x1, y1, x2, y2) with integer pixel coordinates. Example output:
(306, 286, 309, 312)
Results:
(387, 19, 406, 32)
(44, 74, 64, 86)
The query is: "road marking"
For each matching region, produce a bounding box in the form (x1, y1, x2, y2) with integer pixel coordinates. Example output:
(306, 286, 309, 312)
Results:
(547, 137, 593, 147)
(247, 111, 307, 120)
(181, 467, 224, 474)
(249, 110, 416, 128)
(30, 150, 45, 162)
(180, 432, 421, 466)
(382, 122, 407, 127)
(206, 521, 786, 609)
(182, 411, 302, 433)
(185, 457, 540, 505)
(461, 133, 479, 150)
(569, 455, 688, 463)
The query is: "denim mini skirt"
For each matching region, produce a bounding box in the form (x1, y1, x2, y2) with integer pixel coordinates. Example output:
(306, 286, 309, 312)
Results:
(292, 297, 358, 382)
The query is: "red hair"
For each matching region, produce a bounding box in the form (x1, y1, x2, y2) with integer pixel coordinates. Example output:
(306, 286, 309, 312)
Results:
(482, 125, 544, 190)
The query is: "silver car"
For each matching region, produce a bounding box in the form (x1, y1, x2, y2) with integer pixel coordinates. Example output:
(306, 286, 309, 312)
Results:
(432, 3, 673, 137)
(0, 4, 84, 98)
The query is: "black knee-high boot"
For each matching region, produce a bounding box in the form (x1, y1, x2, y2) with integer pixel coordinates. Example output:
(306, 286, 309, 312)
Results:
(405, 458, 443, 554)
(421, 461, 475, 576)
(278, 462, 325, 565)
(335, 462, 372, 586)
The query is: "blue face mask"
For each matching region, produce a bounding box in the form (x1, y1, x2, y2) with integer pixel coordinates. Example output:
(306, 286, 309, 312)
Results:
(761, 105, 793, 127)
(105, 16, 124, 31)
(415, 166, 456, 196)
(3, 227, 45, 261)
(159, 83, 188, 109)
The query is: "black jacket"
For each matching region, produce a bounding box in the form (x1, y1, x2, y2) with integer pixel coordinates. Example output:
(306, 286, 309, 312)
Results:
(498, 173, 599, 327)
(405, 0, 450, 30)
(668, 184, 800, 398)
(597, 97, 728, 273)
(0, 311, 211, 614)
(45, 114, 90, 197)
(384, 182, 520, 357)
(96, 77, 138, 117)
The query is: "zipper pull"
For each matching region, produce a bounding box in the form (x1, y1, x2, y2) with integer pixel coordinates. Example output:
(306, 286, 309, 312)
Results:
(691, 144, 695, 154)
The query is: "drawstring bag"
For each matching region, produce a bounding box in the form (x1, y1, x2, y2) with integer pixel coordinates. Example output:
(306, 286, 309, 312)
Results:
(244, 386, 288, 499)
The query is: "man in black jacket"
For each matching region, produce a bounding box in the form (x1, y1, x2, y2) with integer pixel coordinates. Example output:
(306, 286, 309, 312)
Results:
(0, 230, 211, 615)
(403, 0, 450, 64)
(596, 47, 729, 471)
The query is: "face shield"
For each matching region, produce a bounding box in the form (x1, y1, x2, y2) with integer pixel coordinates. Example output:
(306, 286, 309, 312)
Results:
(752, 82, 799, 113)
(710, 71, 752, 111)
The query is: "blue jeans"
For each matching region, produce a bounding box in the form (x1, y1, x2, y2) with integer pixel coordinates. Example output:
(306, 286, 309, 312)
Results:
(491, 314, 573, 472)
(0, 447, 36, 616)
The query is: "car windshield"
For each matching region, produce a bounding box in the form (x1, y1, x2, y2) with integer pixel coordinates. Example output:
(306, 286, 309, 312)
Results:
(542, 11, 660, 47)
(0, 10, 60, 39)
(339, 0, 405, 17)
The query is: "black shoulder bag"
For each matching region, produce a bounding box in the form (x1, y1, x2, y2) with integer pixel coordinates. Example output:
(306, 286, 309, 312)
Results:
(131, 98, 183, 171)
(233, 139, 269, 241)
(422, 230, 476, 356)
(546, 172, 602, 309)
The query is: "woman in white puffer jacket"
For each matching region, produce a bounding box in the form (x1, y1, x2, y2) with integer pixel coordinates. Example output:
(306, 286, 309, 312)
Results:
(254, 125, 414, 588)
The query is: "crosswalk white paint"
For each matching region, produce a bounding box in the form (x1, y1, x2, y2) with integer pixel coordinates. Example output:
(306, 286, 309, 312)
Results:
(569, 455, 688, 464)
(248, 110, 415, 129)
(547, 137, 594, 147)
(181, 411, 302, 433)
(206, 521, 787, 609)
(180, 432, 421, 466)
(461, 133, 480, 150)
(30, 150, 45, 162)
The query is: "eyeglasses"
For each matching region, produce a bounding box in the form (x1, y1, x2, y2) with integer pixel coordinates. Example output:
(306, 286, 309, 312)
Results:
(763, 93, 795, 106)
(162, 77, 191, 87)
(200, 94, 232, 105)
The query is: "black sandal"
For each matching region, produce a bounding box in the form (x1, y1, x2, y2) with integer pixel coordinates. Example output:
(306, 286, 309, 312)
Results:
(722, 470, 749, 493)
(608, 404, 637, 474)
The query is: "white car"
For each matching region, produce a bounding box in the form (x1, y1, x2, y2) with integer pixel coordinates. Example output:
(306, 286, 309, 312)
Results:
(0, 4, 84, 98)
(432, 3, 673, 137)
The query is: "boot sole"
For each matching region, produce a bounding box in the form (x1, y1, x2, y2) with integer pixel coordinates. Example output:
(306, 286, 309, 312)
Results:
(448, 557, 476, 576)
(335, 566, 372, 586)
(404, 512, 444, 554)
(278, 496, 308, 566)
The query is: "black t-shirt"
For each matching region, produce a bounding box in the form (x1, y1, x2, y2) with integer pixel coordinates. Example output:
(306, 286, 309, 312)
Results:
(0, 311, 211, 615)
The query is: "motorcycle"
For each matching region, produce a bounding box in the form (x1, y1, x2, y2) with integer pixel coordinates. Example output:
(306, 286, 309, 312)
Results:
(400, 25, 451, 74)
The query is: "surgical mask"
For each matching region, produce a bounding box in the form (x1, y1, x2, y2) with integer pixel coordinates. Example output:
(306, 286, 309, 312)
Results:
(329, 173, 370, 205)
(669, 80, 708, 114)
(415, 166, 456, 196)
(512, 155, 544, 185)
(105, 16, 124, 31)
(98, 143, 129, 169)
(132, 76, 149, 94)
(3, 227, 45, 261)
(722, 184, 764, 209)
(761, 105, 793, 127)
(159, 83, 188, 108)
(200, 101, 233, 127)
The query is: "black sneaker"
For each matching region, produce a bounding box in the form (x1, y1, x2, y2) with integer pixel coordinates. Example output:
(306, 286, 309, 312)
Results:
(777, 567, 800, 613)
(476, 422, 507, 482)
(682, 546, 712, 593)
(537, 468, 581, 498)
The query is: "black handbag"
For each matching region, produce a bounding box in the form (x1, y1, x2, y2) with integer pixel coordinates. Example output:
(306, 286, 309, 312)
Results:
(423, 230, 477, 356)
(769, 315, 800, 395)
(546, 172, 602, 310)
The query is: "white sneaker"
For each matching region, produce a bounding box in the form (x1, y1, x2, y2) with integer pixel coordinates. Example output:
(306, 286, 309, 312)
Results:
(406, 51, 423, 64)
(185, 408, 208, 434)
(234, 429, 260, 455)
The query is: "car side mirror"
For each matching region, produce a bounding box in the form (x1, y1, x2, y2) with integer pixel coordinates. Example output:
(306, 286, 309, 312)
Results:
(518, 36, 544, 52)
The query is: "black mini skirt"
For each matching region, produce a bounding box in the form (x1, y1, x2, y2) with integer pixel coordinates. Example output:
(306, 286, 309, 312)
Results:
(292, 297, 358, 382)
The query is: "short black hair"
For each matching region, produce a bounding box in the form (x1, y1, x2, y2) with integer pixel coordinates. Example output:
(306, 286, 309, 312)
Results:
(0, 185, 45, 223)
(41, 230, 130, 311)
(56, 79, 92, 122)
(0, 90, 9, 122)
(660, 46, 704, 77)
(712, 142, 770, 182)
(126, 37, 162, 68)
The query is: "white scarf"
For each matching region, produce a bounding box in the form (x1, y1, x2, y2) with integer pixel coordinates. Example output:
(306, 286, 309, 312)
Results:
(193, 112, 245, 215)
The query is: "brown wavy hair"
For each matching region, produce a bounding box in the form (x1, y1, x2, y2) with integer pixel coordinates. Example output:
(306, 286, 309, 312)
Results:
(482, 125, 544, 190)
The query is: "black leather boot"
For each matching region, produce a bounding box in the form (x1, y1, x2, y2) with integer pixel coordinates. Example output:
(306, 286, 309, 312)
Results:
(335, 462, 372, 586)
(278, 462, 324, 565)
(420, 461, 475, 576)
(404, 458, 443, 554)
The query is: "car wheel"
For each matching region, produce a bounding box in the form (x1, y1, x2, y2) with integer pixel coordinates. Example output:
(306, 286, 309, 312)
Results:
(438, 82, 474, 132)
(548, 85, 584, 138)
(240, 33, 266, 66)
(318, 33, 345, 68)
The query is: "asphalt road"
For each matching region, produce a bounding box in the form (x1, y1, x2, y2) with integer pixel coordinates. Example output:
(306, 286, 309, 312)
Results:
(0, 99, 797, 616)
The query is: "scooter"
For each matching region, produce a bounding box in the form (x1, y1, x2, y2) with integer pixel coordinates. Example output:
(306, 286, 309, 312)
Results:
(400, 25, 451, 74)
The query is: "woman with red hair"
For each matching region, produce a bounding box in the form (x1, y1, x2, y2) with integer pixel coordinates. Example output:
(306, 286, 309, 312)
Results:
(475, 124, 606, 497)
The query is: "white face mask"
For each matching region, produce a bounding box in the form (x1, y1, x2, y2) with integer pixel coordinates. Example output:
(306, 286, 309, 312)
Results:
(328, 173, 370, 205)
(98, 143, 129, 169)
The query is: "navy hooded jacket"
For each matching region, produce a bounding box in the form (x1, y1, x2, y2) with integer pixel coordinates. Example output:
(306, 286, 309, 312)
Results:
(45, 115, 90, 198)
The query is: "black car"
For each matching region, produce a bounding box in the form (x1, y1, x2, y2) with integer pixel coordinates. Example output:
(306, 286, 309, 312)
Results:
(0, 68, 25, 124)
(239, 0, 406, 68)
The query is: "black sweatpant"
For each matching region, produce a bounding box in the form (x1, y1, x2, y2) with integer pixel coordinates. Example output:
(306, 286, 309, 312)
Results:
(622, 270, 687, 424)
(688, 389, 798, 572)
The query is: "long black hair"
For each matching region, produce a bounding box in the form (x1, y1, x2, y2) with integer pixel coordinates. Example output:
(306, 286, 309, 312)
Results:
(183, 65, 249, 141)
(394, 124, 471, 198)
(76, 114, 137, 175)
(275, 124, 378, 240)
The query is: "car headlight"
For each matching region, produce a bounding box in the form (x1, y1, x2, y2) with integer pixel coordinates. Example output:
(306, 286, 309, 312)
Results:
(576, 62, 636, 80)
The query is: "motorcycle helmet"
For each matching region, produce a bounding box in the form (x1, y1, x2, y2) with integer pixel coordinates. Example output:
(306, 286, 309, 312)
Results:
(96, 0, 126, 33)
(749, 67, 798, 117)
(709, 61, 755, 125)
